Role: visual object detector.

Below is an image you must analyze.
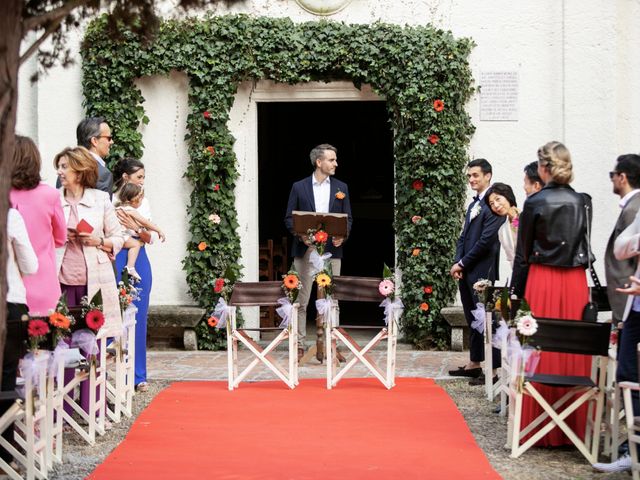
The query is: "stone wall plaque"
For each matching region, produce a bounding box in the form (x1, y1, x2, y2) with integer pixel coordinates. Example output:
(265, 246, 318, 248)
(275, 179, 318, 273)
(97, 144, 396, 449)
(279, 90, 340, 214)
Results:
(479, 71, 519, 122)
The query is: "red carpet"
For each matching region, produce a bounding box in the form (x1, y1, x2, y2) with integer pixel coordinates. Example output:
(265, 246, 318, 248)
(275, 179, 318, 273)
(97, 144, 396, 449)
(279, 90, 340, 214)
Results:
(89, 378, 500, 479)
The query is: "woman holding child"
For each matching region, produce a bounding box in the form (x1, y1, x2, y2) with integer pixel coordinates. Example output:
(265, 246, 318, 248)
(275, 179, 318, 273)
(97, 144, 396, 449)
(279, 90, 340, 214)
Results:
(112, 158, 163, 392)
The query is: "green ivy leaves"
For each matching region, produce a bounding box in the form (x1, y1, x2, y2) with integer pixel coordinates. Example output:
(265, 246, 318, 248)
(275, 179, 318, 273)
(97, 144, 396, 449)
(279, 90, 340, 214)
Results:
(81, 14, 475, 349)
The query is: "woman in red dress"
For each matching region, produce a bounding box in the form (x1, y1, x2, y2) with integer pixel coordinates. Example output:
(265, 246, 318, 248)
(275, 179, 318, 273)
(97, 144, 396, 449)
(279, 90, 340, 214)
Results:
(511, 141, 592, 447)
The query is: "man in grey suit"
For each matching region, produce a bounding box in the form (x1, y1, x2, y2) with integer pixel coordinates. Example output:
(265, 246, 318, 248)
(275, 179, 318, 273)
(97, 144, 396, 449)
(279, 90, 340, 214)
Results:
(605, 154, 640, 322)
(59, 117, 114, 196)
(593, 153, 640, 473)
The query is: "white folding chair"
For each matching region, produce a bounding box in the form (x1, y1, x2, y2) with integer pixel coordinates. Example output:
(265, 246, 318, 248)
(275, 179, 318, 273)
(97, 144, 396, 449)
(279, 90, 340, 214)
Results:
(62, 336, 108, 445)
(106, 308, 136, 422)
(603, 338, 626, 461)
(227, 281, 299, 390)
(325, 276, 398, 390)
(508, 319, 610, 463)
(0, 352, 49, 480)
(618, 343, 640, 480)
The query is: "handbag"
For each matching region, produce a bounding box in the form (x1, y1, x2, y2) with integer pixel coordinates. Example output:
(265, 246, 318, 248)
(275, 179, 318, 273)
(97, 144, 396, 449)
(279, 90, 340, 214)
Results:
(582, 200, 609, 321)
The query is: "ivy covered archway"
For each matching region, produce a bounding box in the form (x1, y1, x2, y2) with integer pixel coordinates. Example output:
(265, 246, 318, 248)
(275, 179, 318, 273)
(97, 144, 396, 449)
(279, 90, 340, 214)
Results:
(81, 14, 475, 349)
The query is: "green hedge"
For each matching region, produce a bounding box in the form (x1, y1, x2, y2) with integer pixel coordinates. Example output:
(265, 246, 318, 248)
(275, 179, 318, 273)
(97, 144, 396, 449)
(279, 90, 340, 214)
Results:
(81, 14, 475, 349)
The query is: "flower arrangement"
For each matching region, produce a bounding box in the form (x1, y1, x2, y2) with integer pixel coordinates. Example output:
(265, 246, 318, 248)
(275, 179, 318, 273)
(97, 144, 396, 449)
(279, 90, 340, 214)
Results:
(307, 227, 329, 255)
(469, 202, 482, 220)
(27, 319, 50, 352)
(80, 290, 105, 333)
(206, 265, 237, 331)
(118, 267, 141, 313)
(282, 270, 302, 303)
(48, 293, 74, 345)
(378, 264, 395, 299)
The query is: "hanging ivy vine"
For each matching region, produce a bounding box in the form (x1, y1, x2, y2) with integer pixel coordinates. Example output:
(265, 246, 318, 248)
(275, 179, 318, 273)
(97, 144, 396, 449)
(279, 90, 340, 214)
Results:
(80, 14, 475, 349)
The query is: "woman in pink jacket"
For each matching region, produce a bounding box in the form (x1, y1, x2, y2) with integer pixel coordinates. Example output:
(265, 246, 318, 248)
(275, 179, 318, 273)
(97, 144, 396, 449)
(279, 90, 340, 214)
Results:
(10, 136, 67, 315)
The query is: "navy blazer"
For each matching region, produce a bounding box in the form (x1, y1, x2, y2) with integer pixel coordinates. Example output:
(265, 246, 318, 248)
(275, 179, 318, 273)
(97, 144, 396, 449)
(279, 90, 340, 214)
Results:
(284, 175, 353, 259)
(454, 198, 502, 285)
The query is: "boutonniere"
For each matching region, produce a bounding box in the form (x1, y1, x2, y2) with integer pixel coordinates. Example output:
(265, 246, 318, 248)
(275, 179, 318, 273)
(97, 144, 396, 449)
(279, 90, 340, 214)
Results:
(469, 202, 482, 221)
(335, 190, 346, 200)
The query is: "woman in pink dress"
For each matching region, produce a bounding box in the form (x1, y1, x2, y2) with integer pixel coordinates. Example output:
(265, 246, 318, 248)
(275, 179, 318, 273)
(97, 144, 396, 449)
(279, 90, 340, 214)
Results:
(9, 136, 67, 315)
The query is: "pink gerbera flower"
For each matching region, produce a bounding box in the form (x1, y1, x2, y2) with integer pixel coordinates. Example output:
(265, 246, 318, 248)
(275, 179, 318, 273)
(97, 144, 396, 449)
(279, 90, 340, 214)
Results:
(378, 279, 395, 297)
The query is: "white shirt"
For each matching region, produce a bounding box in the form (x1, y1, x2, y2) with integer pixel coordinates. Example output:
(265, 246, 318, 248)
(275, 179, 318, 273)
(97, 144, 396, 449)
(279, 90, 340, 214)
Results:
(7, 209, 38, 305)
(312, 174, 331, 214)
(620, 189, 640, 209)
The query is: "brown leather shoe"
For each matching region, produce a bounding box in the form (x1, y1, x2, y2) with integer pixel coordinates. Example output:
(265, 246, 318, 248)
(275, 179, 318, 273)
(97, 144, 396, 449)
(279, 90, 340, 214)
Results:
(298, 347, 305, 361)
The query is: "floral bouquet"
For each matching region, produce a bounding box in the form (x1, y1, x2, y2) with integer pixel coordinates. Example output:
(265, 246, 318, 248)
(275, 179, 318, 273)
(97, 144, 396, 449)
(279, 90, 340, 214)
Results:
(378, 264, 403, 326)
(277, 270, 302, 328)
(314, 263, 334, 296)
(48, 293, 74, 346)
(511, 314, 541, 391)
(80, 291, 105, 333)
(282, 270, 302, 303)
(118, 267, 141, 313)
(27, 318, 50, 352)
(306, 226, 329, 255)
(207, 265, 237, 331)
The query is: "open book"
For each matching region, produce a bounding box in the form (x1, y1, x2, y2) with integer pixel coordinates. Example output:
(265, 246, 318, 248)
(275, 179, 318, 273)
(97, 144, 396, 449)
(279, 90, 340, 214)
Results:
(292, 211, 348, 237)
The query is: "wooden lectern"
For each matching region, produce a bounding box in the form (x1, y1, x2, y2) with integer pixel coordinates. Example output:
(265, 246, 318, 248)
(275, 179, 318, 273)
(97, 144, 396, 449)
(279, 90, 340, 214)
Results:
(292, 211, 348, 363)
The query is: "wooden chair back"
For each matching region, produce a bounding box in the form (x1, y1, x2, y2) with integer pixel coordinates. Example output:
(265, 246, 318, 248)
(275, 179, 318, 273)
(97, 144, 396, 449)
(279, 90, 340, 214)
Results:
(527, 318, 610, 356)
(229, 281, 284, 307)
(332, 276, 384, 303)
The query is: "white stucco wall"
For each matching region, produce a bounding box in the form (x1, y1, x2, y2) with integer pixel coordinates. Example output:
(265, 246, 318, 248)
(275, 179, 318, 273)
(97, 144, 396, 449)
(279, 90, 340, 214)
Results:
(16, 0, 640, 308)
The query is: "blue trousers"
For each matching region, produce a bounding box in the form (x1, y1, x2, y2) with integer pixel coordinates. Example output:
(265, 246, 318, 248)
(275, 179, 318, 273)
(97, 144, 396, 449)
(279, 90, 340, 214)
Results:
(116, 246, 152, 386)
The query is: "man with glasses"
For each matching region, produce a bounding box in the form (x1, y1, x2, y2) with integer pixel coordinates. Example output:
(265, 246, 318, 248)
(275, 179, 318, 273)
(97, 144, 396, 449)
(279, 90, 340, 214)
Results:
(593, 154, 640, 473)
(58, 117, 114, 196)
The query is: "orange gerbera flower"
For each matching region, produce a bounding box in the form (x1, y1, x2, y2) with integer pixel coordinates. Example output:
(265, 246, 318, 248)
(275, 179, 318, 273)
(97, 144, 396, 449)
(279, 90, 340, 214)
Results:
(428, 134, 439, 145)
(316, 273, 332, 288)
(433, 99, 444, 112)
(423, 285, 433, 294)
(49, 312, 71, 329)
(283, 274, 299, 290)
(412, 248, 421, 256)
(207, 316, 219, 327)
(420, 302, 430, 311)
(335, 191, 346, 200)
(314, 230, 329, 243)
(198, 242, 207, 251)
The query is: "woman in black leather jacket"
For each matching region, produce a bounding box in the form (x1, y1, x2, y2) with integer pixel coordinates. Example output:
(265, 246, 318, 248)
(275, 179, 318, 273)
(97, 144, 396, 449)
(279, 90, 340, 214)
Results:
(514, 141, 592, 448)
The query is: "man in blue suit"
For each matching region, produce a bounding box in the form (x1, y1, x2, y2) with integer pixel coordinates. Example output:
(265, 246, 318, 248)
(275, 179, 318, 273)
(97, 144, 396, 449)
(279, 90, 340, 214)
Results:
(284, 144, 353, 358)
(449, 158, 502, 378)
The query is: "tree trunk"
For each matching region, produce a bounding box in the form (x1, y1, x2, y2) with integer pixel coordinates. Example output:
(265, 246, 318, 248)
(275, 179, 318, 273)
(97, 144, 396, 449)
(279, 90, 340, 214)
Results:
(0, 0, 24, 386)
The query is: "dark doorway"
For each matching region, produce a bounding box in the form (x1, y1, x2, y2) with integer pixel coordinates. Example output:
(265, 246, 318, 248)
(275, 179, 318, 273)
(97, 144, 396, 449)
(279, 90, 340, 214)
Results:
(258, 100, 394, 326)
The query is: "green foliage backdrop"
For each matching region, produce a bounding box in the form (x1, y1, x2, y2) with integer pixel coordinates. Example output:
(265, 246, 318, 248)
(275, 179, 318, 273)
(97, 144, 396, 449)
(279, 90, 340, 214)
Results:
(81, 14, 475, 349)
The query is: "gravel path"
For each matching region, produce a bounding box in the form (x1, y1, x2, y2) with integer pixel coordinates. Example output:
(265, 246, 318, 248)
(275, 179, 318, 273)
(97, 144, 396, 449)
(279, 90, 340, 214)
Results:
(49, 379, 630, 479)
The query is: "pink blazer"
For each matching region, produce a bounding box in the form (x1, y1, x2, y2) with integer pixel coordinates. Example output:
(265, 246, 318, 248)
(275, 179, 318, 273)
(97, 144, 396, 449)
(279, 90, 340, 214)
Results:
(10, 183, 67, 315)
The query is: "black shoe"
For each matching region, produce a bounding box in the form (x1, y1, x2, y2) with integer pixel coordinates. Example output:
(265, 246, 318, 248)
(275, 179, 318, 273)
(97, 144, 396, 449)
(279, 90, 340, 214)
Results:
(469, 374, 498, 386)
(448, 367, 482, 378)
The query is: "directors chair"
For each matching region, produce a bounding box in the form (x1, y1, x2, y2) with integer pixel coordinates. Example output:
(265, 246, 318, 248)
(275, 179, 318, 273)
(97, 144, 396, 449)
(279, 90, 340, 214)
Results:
(227, 281, 299, 390)
(508, 318, 610, 463)
(325, 276, 399, 390)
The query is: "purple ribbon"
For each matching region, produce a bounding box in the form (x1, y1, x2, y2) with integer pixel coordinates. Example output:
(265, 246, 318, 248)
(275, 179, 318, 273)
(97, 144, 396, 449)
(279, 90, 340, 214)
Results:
(379, 297, 404, 326)
(309, 250, 332, 275)
(492, 320, 509, 349)
(471, 303, 486, 333)
(213, 297, 232, 329)
(276, 297, 294, 328)
(22, 351, 51, 393)
(48, 339, 69, 377)
(72, 329, 99, 356)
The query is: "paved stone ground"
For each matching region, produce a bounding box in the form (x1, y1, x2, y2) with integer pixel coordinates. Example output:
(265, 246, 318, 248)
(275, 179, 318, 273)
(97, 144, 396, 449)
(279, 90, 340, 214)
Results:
(48, 347, 629, 479)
